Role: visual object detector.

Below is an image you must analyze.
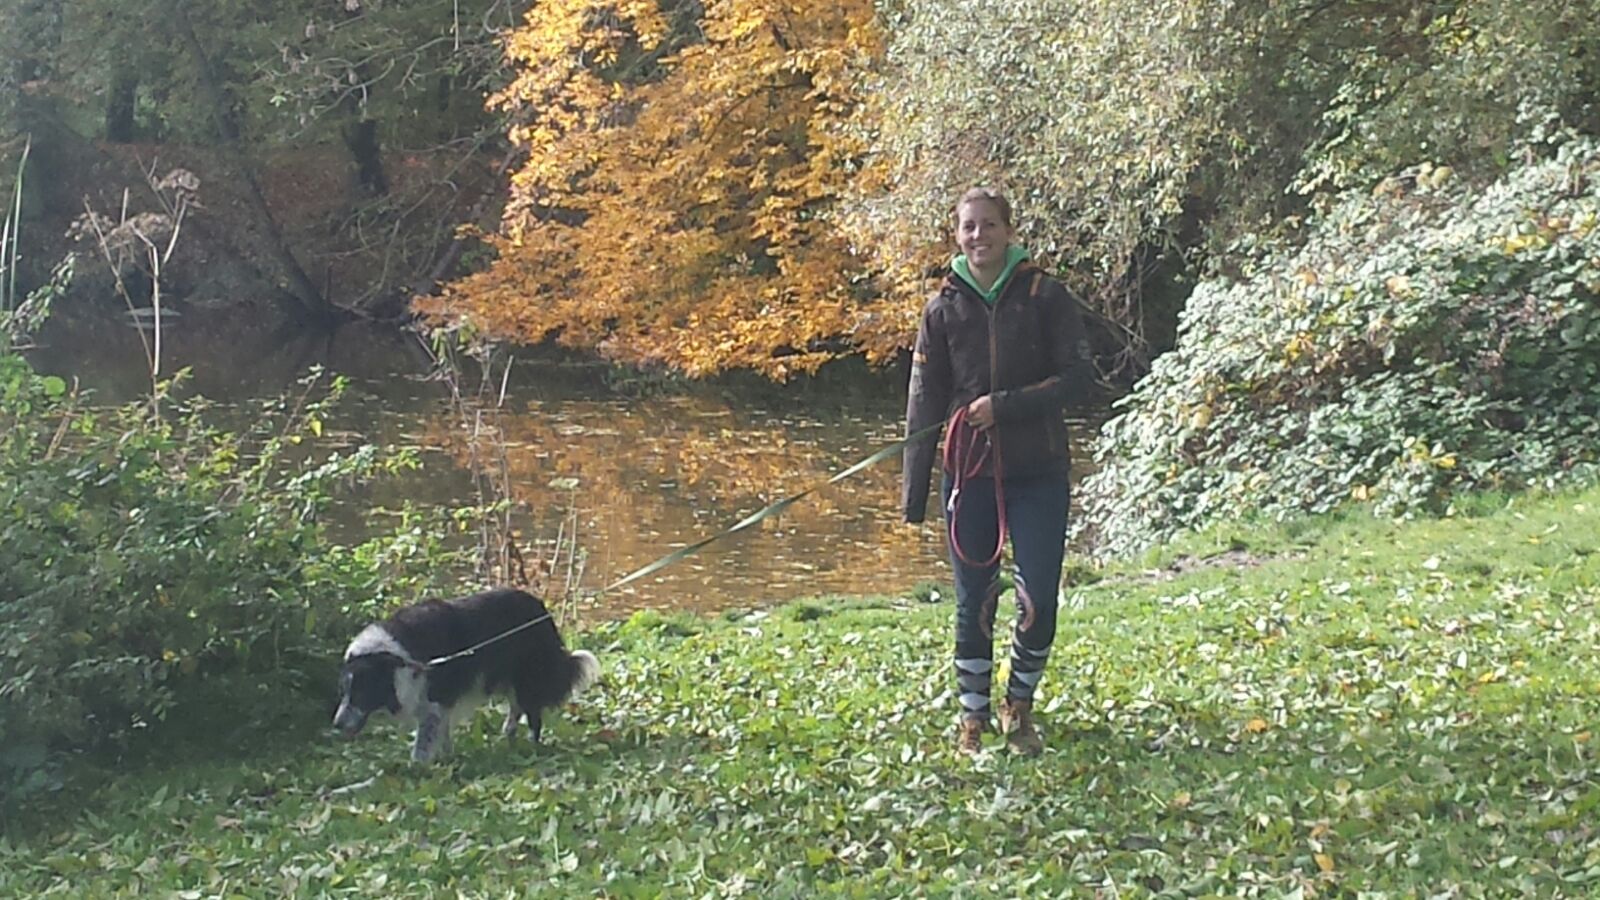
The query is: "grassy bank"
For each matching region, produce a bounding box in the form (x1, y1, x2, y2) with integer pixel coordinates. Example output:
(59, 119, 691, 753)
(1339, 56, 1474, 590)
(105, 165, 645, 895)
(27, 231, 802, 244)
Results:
(4, 486, 1600, 897)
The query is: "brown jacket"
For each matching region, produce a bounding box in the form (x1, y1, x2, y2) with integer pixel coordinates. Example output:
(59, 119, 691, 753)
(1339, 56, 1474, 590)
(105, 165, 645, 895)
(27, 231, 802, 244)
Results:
(902, 264, 1095, 523)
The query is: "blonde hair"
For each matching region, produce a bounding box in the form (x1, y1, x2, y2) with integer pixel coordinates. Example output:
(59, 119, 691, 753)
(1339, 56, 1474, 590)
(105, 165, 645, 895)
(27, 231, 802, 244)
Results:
(955, 186, 1013, 227)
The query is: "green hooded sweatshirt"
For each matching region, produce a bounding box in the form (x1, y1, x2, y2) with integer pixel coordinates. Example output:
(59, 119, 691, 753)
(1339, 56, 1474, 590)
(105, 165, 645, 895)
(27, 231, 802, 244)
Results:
(951, 244, 1029, 306)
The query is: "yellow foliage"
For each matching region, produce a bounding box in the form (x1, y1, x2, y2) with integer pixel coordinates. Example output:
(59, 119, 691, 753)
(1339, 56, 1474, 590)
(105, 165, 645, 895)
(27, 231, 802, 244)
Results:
(421, 0, 896, 378)
(1283, 332, 1315, 363)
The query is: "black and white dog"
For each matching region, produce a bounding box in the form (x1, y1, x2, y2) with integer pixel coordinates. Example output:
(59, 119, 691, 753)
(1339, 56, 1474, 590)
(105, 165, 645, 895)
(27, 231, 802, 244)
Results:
(333, 588, 599, 762)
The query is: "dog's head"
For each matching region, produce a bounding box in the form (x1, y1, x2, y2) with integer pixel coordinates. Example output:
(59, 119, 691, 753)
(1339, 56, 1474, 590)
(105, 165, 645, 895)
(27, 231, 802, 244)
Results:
(332, 653, 408, 737)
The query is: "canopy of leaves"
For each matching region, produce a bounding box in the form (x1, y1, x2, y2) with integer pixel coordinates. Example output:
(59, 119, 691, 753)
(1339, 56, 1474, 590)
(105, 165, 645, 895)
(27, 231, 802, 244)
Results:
(1077, 139, 1600, 558)
(843, 0, 1241, 360)
(0, 1, 528, 316)
(422, 0, 888, 379)
(5, 0, 510, 148)
(846, 0, 1600, 370)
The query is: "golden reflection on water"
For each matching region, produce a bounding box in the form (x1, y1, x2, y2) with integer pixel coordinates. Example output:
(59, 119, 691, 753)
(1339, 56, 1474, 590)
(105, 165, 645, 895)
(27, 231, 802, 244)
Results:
(426, 394, 955, 620)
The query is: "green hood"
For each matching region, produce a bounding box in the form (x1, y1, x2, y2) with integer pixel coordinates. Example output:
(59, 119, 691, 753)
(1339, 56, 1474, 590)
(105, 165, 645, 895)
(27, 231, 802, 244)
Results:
(951, 245, 1030, 305)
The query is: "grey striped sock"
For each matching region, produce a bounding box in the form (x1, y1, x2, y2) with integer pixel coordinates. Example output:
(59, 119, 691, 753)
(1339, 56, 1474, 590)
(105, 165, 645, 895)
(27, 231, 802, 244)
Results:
(954, 657, 992, 721)
(1007, 642, 1050, 702)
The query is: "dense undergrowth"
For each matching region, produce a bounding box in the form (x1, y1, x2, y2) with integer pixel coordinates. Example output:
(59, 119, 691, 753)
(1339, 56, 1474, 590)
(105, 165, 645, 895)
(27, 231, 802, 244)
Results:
(1079, 138, 1600, 558)
(0, 350, 476, 800)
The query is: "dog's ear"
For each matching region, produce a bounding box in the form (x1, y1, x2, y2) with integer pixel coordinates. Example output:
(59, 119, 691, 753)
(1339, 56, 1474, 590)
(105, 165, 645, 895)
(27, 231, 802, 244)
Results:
(346, 651, 410, 672)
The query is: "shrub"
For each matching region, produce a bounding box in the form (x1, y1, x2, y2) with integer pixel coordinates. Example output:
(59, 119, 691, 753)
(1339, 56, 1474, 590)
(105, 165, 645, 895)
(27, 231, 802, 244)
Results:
(0, 357, 471, 799)
(1077, 140, 1600, 558)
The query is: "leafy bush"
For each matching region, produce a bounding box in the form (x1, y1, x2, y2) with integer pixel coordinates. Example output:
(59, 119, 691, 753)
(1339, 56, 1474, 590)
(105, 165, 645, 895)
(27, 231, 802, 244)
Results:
(850, 0, 1600, 366)
(1077, 139, 1600, 558)
(0, 355, 471, 799)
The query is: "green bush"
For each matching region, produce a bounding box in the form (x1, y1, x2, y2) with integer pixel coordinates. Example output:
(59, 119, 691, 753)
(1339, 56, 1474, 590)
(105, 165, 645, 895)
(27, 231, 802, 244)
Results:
(1078, 140, 1600, 558)
(851, 0, 1600, 363)
(0, 355, 471, 799)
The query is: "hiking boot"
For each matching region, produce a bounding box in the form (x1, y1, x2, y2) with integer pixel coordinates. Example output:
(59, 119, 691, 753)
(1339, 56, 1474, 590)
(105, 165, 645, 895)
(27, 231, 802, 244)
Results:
(956, 717, 987, 756)
(999, 698, 1043, 756)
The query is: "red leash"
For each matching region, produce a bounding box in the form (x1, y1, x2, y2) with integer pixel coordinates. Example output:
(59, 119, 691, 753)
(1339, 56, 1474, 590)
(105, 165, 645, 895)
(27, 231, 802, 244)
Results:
(943, 405, 1007, 567)
(943, 406, 1035, 635)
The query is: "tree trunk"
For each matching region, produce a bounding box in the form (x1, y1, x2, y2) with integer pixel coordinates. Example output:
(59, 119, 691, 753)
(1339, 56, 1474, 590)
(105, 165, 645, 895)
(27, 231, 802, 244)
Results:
(339, 3, 389, 196)
(172, 7, 339, 327)
(343, 117, 389, 196)
(105, 70, 138, 143)
(411, 143, 520, 298)
(7, 1, 67, 263)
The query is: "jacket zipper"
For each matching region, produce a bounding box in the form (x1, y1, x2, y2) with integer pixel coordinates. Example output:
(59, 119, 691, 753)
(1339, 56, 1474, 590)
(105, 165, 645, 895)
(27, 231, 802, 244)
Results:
(988, 303, 999, 395)
(986, 279, 1002, 479)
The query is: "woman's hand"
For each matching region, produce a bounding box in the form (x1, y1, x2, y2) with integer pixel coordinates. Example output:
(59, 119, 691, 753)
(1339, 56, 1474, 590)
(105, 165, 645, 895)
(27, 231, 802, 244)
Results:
(965, 395, 995, 429)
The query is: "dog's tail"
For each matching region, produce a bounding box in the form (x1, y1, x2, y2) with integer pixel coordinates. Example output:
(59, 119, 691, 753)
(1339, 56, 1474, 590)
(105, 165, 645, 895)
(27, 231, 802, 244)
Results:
(566, 649, 600, 701)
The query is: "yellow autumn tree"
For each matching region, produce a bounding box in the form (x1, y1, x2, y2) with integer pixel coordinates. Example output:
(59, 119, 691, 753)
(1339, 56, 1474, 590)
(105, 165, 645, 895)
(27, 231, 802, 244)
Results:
(422, 0, 903, 379)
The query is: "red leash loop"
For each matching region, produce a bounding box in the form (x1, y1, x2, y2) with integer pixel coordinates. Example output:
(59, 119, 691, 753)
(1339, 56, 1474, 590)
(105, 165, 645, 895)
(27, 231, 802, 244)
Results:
(943, 405, 1006, 568)
(943, 405, 1035, 636)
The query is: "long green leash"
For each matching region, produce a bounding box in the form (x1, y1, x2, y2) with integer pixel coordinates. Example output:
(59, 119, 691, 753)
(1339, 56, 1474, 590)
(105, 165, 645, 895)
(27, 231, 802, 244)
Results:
(423, 420, 944, 668)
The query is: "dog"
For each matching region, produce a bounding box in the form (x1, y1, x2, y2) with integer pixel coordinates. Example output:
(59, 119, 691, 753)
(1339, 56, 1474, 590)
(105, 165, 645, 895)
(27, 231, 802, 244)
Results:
(332, 587, 599, 762)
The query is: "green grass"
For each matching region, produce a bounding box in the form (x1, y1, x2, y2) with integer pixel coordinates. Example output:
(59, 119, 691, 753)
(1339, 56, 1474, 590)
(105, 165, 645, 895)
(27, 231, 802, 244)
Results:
(4, 486, 1600, 897)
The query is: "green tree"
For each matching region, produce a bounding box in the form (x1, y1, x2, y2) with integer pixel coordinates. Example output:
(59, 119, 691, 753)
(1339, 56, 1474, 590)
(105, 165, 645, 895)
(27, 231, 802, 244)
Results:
(0, 0, 529, 318)
(846, 0, 1600, 374)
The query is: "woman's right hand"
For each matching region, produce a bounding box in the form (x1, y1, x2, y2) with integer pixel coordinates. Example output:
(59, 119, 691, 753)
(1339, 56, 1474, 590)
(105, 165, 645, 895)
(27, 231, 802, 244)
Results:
(964, 395, 995, 430)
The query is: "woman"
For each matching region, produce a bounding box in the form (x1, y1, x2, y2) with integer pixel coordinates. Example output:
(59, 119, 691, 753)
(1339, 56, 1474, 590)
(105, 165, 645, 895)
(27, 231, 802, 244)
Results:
(902, 186, 1096, 756)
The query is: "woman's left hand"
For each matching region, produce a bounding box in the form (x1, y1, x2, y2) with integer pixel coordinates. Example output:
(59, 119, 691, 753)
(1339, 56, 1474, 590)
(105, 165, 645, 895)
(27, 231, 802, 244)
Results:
(965, 395, 995, 429)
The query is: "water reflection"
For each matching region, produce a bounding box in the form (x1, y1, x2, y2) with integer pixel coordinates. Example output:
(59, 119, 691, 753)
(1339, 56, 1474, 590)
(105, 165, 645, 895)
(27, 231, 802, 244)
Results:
(428, 395, 957, 616)
(27, 308, 1101, 619)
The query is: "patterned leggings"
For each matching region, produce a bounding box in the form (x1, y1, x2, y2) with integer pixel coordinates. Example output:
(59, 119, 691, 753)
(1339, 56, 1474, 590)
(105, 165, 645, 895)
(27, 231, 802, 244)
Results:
(942, 472, 1069, 723)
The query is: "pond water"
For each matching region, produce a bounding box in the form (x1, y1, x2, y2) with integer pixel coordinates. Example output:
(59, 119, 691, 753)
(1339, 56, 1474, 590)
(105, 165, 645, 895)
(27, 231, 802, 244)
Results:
(27, 308, 1104, 620)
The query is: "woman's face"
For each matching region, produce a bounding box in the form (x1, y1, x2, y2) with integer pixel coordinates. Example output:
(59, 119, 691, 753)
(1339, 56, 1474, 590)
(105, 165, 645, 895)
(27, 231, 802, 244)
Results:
(955, 198, 1012, 270)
